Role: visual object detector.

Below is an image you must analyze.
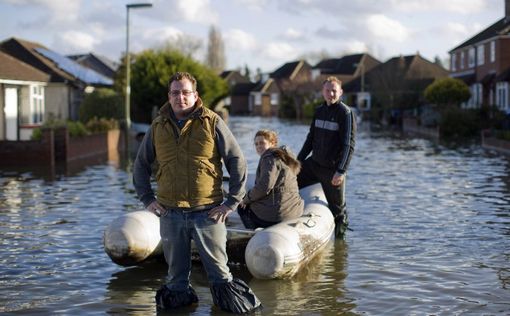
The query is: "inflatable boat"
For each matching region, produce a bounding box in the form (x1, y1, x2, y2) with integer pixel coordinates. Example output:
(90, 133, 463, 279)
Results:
(103, 182, 334, 279)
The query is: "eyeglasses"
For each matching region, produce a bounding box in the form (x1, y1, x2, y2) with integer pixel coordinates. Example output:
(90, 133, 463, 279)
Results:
(169, 90, 195, 97)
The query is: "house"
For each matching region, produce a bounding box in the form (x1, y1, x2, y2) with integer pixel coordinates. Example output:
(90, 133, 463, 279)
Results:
(0, 51, 49, 140)
(68, 53, 119, 81)
(250, 78, 280, 117)
(345, 54, 448, 122)
(220, 70, 250, 87)
(314, 53, 381, 111)
(270, 60, 313, 118)
(228, 82, 258, 115)
(0, 38, 113, 127)
(449, 0, 510, 112)
(219, 70, 251, 113)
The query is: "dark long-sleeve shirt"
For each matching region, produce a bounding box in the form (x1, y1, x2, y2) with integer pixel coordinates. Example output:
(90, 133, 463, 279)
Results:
(297, 101, 356, 174)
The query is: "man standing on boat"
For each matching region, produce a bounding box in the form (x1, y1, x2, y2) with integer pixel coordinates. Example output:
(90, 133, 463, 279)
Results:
(297, 76, 356, 238)
(133, 72, 261, 313)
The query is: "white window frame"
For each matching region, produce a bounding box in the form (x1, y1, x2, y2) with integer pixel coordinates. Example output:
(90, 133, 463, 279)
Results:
(270, 93, 279, 105)
(467, 84, 483, 108)
(451, 53, 457, 71)
(477, 44, 485, 66)
(490, 41, 496, 63)
(496, 82, 509, 112)
(468, 47, 475, 68)
(460, 51, 465, 70)
(31, 85, 45, 124)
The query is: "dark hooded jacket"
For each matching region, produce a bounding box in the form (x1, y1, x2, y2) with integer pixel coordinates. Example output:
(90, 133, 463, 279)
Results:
(243, 146, 304, 222)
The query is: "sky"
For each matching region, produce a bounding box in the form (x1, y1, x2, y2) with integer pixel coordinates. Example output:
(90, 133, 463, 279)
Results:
(0, 0, 506, 74)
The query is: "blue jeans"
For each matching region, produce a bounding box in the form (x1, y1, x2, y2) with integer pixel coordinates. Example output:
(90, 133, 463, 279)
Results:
(160, 208, 232, 291)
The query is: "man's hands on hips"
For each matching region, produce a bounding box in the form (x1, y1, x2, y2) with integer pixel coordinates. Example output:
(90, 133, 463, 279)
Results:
(147, 201, 167, 217)
(208, 204, 233, 223)
(331, 172, 345, 186)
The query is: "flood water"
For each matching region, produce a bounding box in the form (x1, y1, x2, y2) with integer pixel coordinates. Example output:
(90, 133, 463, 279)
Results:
(1, 116, 509, 315)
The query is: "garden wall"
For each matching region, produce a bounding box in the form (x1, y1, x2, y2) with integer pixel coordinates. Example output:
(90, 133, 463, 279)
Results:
(0, 128, 123, 167)
(402, 117, 440, 141)
(481, 130, 510, 155)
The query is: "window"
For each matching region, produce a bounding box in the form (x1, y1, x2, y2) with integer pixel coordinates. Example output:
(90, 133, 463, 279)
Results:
(468, 47, 475, 68)
(460, 51, 465, 69)
(19, 84, 45, 125)
(477, 44, 485, 65)
(311, 69, 321, 81)
(490, 41, 496, 63)
(32, 85, 44, 124)
(466, 84, 483, 108)
(253, 92, 261, 105)
(451, 53, 456, 71)
(270, 93, 279, 105)
(475, 84, 483, 107)
(496, 82, 509, 111)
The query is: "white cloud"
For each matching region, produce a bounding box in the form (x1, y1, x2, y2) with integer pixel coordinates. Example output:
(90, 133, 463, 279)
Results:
(343, 40, 370, 54)
(224, 29, 258, 51)
(56, 31, 98, 52)
(6, 0, 81, 23)
(170, 0, 218, 24)
(262, 42, 298, 61)
(391, 0, 486, 14)
(366, 14, 409, 42)
(282, 28, 305, 41)
(445, 22, 469, 38)
(143, 27, 183, 43)
(234, 0, 269, 11)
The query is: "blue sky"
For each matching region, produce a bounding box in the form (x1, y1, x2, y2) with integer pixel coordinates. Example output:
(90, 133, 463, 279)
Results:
(0, 0, 505, 73)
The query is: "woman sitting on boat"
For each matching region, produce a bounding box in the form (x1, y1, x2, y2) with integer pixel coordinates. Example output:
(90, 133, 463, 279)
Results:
(239, 129, 304, 229)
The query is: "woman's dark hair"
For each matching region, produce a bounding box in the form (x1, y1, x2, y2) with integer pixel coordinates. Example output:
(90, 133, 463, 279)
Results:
(255, 129, 301, 174)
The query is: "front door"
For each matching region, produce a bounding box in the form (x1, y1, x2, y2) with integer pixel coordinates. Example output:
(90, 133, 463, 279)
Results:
(4, 87, 18, 140)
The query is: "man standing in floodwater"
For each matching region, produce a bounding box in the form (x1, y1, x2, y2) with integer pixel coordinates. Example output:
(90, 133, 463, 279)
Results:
(133, 71, 261, 313)
(297, 76, 356, 238)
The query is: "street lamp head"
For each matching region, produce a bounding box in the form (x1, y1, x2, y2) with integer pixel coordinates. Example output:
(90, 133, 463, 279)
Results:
(126, 3, 153, 9)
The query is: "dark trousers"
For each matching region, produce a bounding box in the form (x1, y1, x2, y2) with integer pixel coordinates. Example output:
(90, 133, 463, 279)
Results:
(238, 205, 278, 229)
(297, 158, 347, 222)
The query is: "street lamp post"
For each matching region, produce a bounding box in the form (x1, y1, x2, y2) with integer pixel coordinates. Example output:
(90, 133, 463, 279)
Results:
(125, 2, 152, 134)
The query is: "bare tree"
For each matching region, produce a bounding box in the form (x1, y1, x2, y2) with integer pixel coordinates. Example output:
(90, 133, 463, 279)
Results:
(206, 25, 226, 73)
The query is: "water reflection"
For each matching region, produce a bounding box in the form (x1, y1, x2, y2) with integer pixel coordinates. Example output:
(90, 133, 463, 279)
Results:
(1, 116, 509, 314)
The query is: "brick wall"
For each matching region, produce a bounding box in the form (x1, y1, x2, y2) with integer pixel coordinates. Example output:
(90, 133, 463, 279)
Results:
(0, 128, 123, 167)
(0, 128, 54, 167)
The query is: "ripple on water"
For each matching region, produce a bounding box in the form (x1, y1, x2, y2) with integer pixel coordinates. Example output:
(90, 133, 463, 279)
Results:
(1, 118, 510, 314)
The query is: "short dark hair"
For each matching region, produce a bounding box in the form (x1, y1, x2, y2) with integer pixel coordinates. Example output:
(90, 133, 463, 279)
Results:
(322, 76, 342, 87)
(168, 72, 197, 91)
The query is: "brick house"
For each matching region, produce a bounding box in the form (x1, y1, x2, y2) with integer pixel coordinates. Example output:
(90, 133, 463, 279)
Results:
(250, 78, 280, 117)
(314, 53, 381, 111)
(345, 54, 448, 123)
(270, 60, 313, 118)
(228, 82, 258, 115)
(220, 70, 252, 114)
(449, 0, 510, 112)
